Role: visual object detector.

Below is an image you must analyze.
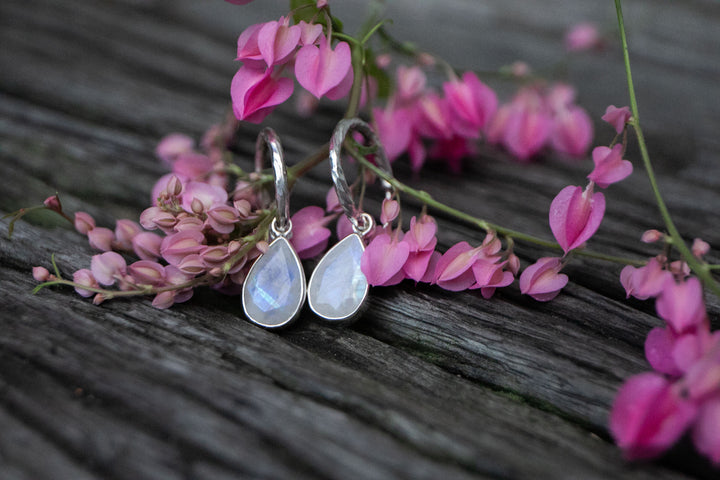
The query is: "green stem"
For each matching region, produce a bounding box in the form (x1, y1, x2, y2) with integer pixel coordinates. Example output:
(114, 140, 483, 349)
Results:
(614, 0, 720, 296)
(354, 153, 644, 266)
(344, 42, 365, 119)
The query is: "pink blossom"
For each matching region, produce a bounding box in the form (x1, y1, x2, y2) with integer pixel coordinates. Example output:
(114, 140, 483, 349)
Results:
(231, 66, 294, 123)
(470, 260, 514, 299)
(316, 0, 328, 7)
(206, 205, 240, 234)
(373, 106, 412, 162)
(155, 133, 194, 166)
(132, 232, 163, 261)
(549, 183, 606, 253)
(181, 181, 228, 213)
(295, 35, 353, 100)
(361, 233, 410, 286)
(160, 230, 206, 266)
(87, 227, 115, 252)
(73, 269, 98, 297)
(43, 195, 62, 214)
(74, 211, 96, 235)
(172, 153, 214, 180)
(128, 260, 166, 286)
(395, 65, 426, 104)
(645, 327, 684, 377)
(433, 242, 480, 291)
(545, 83, 576, 113)
(235, 23, 264, 66)
(151, 173, 186, 207)
(289, 206, 333, 259)
(692, 238, 710, 258)
(139, 207, 176, 231)
(443, 71, 498, 138)
(693, 396, 720, 465)
(380, 199, 400, 226)
(602, 105, 633, 134)
(620, 258, 672, 300)
(564, 22, 601, 52)
(403, 215, 438, 282)
(550, 105, 593, 157)
(257, 17, 301, 66)
(428, 136, 475, 174)
(114, 219, 141, 251)
(415, 93, 453, 140)
(656, 277, 707, 334)
(201, 245, 230, 268)
(502, 91, 553, 161)
(33, 266, 51, 282)
(519, 257, 568, 301)
(177, 254, 206, 276)
(641, 229, 664, 243)
(587, 144, 633, 188)
(610, 372, 697, 460)
(298, 21, 323, 46)
(152, 291, 176, 309)
(336, 215, 354, 241)
(91, 251, 127, 286)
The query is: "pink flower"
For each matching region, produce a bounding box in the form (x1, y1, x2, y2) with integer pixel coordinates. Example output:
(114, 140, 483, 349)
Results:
(73, 269, 98, 297)
(692, 238, 710, 258)
(87, 227, 115, 252)
(43, 195, 62, 214)
(641, 229, 664, 243)
(602, 105, 632, 134)
(443, 71, 498, 139)
(128, 260, 166, 286)
(693, 396, 720, 465)
(206, 205, 240, 234)
(470, 260, 514, 299)
(74, 211, 96, 235)
(549, 183, 606, 253)
(415, 93, 453, 140)
(402, 215, 438, 282)
(519, 257, 568, 301)
(564, 22, 601, 52)
(620, 258, 672, 300)
(91, 251, 127, 286)
(656, 277, 707, 334)
(550, 105, 593, 157)
(610, 372, 697, 460)
(395, 65, 426, 104)
(236, 23, 264, 66)
(132, 232, 163, 261)
(33, 266, 51, 282)
(289, 206, 333, 259)
(152, 291, 176, 309)
(181, 181, 228, 213)
(298, 21, 323, 46)
(155, 133, 194, 166)
(231, 66, 294, 123)
(645, 327, 713, 377)
(587, 144, 633, 188)
(172, 153, 214, 180)
(373, 106, 413, 162)
(433, 242, 480, 291)
(295, 35, 353, 100)
(160, 230, 206, 266)
(502, 91, 553, 161)
(114, 219, 141, 251)
(361, 233, 410, 286)
(257, 17, 301, 66)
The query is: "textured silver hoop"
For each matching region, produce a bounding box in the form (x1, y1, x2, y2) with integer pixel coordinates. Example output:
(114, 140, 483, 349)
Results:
(328, 118, 394, 236)
(255, 127, 290, 237)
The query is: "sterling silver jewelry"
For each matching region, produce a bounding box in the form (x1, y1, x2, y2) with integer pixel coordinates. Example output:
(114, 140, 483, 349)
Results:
(242, 128, 306, 329)
(307, 118, 394, 323)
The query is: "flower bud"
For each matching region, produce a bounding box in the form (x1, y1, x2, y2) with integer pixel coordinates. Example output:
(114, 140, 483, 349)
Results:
(177, 254, 206, 276)
(114, 219, 142, 251)
(43, 195, 62, 213)
(519, 257, 568, 302)
(132, 232, 163, 261)
(128, 260, 166, 286)
(74, 211, 96, 235)
(32, 266, 51, 282)
(73, 269, 98, 297)
(206, 205, 240, 234)
(160, 230, 206, 265)
(166, 175, 184, 197)
(152, 291, 176, 309)
(91, 251, 127, 286)
(692, 238, 710, 258)
(641, 229, 664, 243)
(380, 199, 400, 225)
(87, 227, 115, 252)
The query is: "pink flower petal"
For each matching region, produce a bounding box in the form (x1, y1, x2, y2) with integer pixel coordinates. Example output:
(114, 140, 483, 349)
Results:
(361, 233, 410, 286)
(295, 37, 352, 99)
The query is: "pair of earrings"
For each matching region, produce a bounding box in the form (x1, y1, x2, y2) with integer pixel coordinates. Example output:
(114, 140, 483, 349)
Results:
(242, 118, 394, 329)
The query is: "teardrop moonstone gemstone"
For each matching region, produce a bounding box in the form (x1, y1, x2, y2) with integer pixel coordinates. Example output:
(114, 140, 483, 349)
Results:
(242, 236, 306, 328)
(308, 233, 368, 322)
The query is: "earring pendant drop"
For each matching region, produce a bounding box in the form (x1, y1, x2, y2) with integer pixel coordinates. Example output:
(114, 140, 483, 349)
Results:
(307, 118, 395, 323)
(242, 128, 306, 329)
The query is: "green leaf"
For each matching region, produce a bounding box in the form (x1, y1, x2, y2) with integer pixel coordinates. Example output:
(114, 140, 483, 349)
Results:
(290, 0, 320, 25)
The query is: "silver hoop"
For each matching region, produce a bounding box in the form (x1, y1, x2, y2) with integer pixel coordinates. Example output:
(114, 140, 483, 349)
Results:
(255, 127, 291, 237)
(328, 118, 394, 236)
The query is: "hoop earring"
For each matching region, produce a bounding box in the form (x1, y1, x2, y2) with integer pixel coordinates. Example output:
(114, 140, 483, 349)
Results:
(307, 118, 394, 323)
(242, 128, 306, 329)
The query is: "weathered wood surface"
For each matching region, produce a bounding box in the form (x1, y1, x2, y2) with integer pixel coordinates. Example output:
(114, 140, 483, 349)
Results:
(2, 0, 720, 478)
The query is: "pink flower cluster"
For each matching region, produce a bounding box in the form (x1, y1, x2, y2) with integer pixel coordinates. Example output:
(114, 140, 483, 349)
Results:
(611, 262, 720, 464)
(231, 10, 352, 123)
(372, 67, 498, 173)
(486, 83, 594, 161)
(356, 199, 517, 297)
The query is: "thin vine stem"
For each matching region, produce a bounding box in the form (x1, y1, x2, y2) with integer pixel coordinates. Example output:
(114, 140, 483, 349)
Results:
(614, 0, 720, 296)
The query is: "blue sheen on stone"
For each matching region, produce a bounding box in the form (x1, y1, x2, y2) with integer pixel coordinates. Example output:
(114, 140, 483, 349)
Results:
(242, 237, 305, 328)
(308, 233, 368, 321)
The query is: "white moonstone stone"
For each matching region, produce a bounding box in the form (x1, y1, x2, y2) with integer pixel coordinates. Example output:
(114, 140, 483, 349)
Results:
(242, 237, 305, 328)
(308, 233, 368, 321)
